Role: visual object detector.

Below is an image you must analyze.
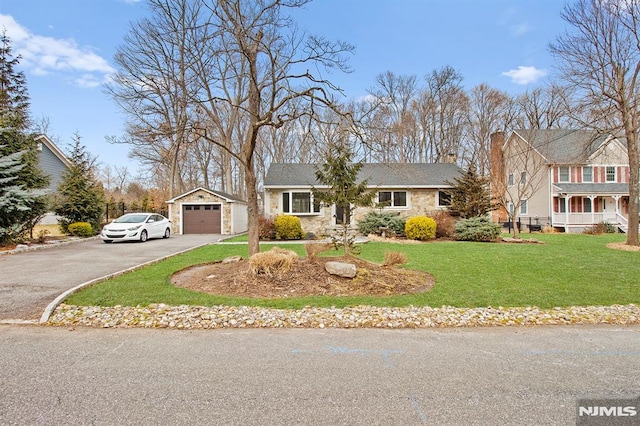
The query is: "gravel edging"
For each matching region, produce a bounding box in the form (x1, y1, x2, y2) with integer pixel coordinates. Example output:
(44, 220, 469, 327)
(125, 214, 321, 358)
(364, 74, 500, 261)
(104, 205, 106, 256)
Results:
(47, 303, 640, 329)
(0, 236, 98, 256)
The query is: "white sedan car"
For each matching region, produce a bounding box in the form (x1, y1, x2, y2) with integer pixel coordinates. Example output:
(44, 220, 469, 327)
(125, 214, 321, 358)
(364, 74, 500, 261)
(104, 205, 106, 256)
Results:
(100, 213, 171, 243)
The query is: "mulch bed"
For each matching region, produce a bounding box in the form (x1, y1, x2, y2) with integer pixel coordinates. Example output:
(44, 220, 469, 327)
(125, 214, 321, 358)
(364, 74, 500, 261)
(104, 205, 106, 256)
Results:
(171, 256, 434, 298)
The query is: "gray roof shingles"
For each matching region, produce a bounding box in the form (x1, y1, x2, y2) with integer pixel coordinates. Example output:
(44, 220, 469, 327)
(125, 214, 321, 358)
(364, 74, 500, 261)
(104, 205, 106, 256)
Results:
(264, 163, 462, 187)
(514, 129, 618, 164)
(554, 183, 629, 194)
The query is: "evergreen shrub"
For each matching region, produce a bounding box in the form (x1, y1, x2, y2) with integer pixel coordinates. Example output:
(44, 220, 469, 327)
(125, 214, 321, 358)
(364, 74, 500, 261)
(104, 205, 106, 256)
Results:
(274, 215, 303, 240)
(405, 216, 436, 241)
(454, 216, 501, 242)
(357, 211, 406, 236)
(67, 222, 93, 237)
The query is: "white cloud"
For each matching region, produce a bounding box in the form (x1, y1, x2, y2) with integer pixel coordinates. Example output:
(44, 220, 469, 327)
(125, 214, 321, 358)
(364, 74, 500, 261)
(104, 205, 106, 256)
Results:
(75, 74, 102, 89)
(0, 14, 115, 87)
(510, 23, 531, 37)
(501, 66, 548, 85)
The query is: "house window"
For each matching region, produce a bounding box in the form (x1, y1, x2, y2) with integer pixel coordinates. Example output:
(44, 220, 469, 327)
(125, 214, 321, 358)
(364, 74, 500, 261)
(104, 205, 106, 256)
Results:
(582, 166, 593, 182)
(558, 198, 566, 213)
(520, 200, 528, 215)
(438, 191, 451, 207)
(520, 172, 527, 185)
(606, 166, 616, 182)
(508, 202, 514, 215)
(583, 198, 592, 213)
(378, 191, 407, 208)
(282, 192, 321, 214)
(508, 173, 514, 186)
(559, 166, 570, 182)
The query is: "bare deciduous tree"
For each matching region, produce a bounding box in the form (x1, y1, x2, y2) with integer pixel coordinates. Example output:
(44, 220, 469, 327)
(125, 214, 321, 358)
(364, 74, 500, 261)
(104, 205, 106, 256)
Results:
(192, 0, 354, 255)
(106, 0, 201, 198)
(550, 0, 640, 245)
(418, 66, 469, 164)
(465, 84, 517, 175)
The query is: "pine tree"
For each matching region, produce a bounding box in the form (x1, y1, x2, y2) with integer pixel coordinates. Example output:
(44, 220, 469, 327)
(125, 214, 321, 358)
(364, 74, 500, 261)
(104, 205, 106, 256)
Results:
(312, 144, 375, 256)
(0, 148, 47, 243)
(0, 32, 49, 242)
(54, 135, 105, 234)
(0, 31, 30, 130)
(446, 166, 494, 219)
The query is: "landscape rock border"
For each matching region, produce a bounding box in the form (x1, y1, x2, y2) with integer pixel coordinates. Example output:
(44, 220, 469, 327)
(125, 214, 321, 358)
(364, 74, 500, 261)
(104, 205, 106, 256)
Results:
(0, 236, 98, 256)
(47, 303, 639, 329)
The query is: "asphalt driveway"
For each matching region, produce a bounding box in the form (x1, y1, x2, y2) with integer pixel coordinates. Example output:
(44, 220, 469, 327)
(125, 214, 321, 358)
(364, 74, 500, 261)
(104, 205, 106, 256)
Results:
(0, 235, 220, 321)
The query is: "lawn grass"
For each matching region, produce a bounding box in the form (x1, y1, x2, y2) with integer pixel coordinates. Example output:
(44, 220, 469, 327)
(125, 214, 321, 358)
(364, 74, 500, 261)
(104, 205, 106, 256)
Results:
(65, 233, 640, 309)
(220, 234, 248, 242)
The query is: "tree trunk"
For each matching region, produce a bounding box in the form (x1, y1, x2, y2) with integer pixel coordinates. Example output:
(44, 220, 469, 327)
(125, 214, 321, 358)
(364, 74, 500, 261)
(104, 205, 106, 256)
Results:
(244, 162, 260, 256)
(244, 29, 262, 256)
(510, 212, 520, 239)
(624, 125, 639, 246)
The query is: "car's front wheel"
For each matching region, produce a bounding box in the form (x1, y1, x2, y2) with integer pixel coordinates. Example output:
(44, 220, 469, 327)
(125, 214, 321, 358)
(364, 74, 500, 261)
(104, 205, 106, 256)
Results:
(139, 230, 148, 242)
(103, 240, 113, 244)
(163, 228, 170, 239)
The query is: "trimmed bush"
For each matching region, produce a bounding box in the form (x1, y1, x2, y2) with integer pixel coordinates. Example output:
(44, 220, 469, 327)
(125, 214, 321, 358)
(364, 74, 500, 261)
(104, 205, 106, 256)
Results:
(274, 215, 303, 240)
(454, 217, 501, 242)
(259, 216, 276, 240)
(405, 216, 436, 241)
(67, 222, 93, 237)
(430, 210, 456, 238)
(357, 211, 406, 236)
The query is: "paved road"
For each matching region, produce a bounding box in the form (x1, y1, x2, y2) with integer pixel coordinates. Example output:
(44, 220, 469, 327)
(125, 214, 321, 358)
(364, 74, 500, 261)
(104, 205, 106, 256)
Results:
(0, 325, 638, 425)
(0, 235, 220, 321)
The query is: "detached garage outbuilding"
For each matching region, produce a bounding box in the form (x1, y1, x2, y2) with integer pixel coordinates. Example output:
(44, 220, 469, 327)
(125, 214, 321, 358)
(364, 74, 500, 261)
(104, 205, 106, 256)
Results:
(166, 188, 248, 235)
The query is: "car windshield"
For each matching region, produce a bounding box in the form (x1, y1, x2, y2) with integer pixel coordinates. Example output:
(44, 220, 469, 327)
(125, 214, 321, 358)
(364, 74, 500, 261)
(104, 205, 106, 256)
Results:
(113, 214, 148, 224)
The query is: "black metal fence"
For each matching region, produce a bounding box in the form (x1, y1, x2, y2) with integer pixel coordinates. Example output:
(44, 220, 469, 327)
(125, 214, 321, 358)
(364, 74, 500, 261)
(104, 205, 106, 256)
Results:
(104, 202, 167, 222)
(500, 216, 550, 233)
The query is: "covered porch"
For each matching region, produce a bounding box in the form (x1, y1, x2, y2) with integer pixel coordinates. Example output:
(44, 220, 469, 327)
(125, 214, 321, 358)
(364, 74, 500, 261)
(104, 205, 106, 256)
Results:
(551, 184, 629, 233)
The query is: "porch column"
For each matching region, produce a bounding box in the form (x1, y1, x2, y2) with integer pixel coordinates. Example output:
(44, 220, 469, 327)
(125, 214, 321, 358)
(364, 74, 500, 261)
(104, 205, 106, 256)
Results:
(588, 195, 596, 225)
(564, 195, 572, 228)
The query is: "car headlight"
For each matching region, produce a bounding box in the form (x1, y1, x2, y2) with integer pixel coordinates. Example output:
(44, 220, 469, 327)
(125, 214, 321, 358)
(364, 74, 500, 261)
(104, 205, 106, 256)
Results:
(126, 225, 143, 231)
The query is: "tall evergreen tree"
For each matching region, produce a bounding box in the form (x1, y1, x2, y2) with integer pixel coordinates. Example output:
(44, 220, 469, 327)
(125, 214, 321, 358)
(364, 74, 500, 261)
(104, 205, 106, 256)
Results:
(0, 31, 30, 130)
(446, 166, 494, 219)
(312, 144, 376, 256)
(54, 135, 105, 233)
(0, 32, 49, 242)
(0, 147, 46, 243)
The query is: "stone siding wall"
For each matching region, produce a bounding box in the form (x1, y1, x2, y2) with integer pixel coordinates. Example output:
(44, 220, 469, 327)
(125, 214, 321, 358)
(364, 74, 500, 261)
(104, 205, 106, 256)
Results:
(168, 189, 232, 234)
(265, 188, 443, 235)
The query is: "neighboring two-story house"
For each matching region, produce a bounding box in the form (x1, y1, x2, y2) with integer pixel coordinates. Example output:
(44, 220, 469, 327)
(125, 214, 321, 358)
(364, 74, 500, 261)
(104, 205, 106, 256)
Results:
(263, 162, 462, 236)
(491, 129, 632, 233)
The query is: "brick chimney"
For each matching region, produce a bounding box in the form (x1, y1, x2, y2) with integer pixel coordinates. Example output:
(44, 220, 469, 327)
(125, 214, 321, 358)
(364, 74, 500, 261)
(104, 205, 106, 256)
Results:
(444, 152, 458, 164)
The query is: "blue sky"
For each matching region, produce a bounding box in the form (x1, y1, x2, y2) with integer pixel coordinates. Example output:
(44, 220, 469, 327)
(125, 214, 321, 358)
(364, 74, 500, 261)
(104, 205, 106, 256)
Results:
(1, 0, 568, 175)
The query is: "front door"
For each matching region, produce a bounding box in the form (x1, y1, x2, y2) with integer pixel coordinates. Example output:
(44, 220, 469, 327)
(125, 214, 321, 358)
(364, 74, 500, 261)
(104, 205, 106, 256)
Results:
(601, 197, 616, 214)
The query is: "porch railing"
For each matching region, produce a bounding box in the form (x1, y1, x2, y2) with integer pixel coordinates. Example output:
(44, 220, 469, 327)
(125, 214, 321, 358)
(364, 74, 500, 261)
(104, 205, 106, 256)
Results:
(552, 212, 626, 229)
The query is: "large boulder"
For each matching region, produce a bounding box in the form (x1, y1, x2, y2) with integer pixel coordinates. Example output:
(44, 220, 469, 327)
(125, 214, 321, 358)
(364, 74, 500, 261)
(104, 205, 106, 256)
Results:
(325, 261, 357, 278)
